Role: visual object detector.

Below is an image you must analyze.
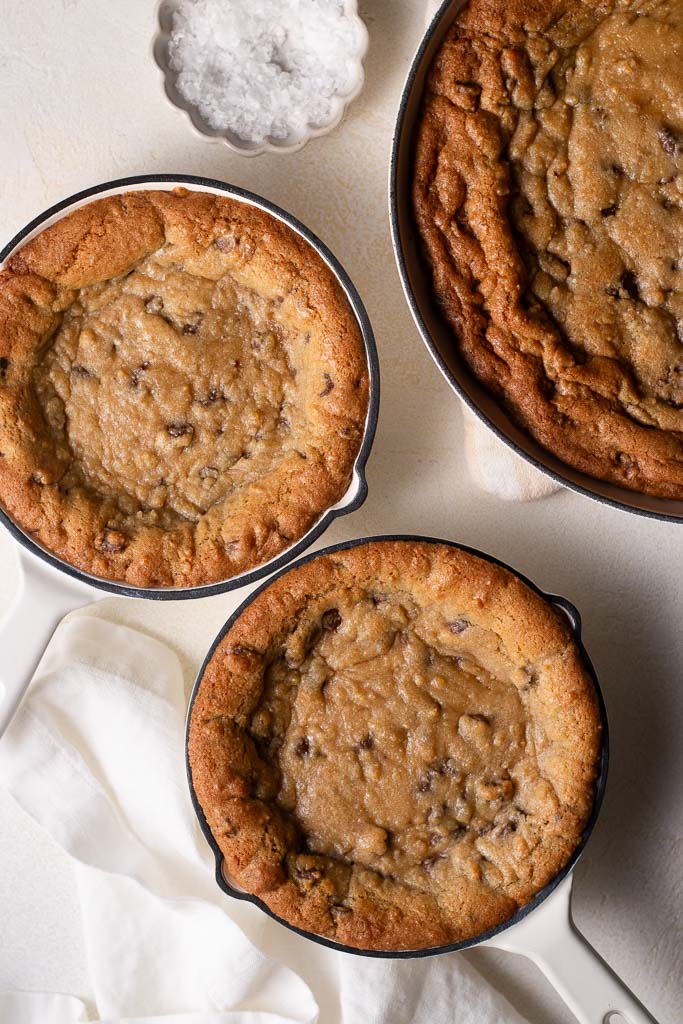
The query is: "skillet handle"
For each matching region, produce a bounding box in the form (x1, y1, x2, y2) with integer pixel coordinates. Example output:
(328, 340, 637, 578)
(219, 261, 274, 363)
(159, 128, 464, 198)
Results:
(0, 550, 98, 738)
(483, 875, 658, 1024)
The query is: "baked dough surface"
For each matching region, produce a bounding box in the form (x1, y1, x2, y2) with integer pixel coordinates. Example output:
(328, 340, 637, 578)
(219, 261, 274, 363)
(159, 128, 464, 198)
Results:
(413, 0, 683, 497)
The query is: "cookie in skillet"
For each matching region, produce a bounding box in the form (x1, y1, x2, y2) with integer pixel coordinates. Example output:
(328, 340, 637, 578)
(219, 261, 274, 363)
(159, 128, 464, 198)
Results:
(0, 189, 369, 586)
(413, 0, 683, 498)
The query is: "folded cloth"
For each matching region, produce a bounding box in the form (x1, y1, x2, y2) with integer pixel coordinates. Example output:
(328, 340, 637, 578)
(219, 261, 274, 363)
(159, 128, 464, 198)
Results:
(339, 955, 528, 1024)
(462, 409, 561, 502)
(422, 0, 561, 504)
(0, 618, 318, 1024)
(0, 616, 529, 1024)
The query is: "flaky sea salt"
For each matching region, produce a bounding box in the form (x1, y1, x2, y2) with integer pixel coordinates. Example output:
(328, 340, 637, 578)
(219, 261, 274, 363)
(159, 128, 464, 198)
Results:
(167, 0, 364, 146)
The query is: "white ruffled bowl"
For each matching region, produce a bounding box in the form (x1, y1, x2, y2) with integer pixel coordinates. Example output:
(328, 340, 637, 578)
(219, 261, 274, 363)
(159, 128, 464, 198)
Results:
(152, 0, 368, 156)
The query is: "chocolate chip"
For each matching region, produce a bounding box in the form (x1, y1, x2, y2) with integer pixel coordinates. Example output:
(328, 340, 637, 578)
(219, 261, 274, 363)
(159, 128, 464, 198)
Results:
(322, 608, 342, 631)
(295, 866, 322, 881)
(600, 204, 618, 217)
(449, 618, 469, 634)
(145, 296, 164, 315)
(295, 738, 311, 757)
(100, 529, 127, 553)
(620, 270, 639, 301)
(523, 665, 538, 689)
(215, 235, 236, 252)
(319, 373, 334, 397)
(198, 389, 219, 406)
(167, 422, 194, 438)
(131, 361, 149, 386)
(358, 734, 374, 751)
(182, 319, 202, 336)
(0, 357, 8, 371)
(615, 452, 637, 477)
(658, 125, 681, 158)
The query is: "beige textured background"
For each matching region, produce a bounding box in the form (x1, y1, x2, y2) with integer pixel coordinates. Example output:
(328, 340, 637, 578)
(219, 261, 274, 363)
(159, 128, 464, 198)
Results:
(0, 2, 681, 1021)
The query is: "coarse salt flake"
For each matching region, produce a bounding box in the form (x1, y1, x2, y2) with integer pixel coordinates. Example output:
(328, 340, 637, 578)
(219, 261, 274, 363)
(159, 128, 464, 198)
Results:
(167, 0, 365, 146)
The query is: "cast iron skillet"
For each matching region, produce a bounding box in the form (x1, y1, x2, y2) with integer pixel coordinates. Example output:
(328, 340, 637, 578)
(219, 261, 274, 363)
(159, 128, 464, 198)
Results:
(187, 535, 658, 1024)
(389, 0, 683, 524)
(0, 175, 379, 736)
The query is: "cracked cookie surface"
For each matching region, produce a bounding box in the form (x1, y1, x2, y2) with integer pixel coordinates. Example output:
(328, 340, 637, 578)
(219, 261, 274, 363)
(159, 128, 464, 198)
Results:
(189, 540, 602, 950)
(413, 0, 683, 498)
(0, 190, 369, 586)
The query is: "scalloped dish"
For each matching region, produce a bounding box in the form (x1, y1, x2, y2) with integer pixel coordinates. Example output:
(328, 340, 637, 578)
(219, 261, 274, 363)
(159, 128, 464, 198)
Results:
(153, 0, 368, 156)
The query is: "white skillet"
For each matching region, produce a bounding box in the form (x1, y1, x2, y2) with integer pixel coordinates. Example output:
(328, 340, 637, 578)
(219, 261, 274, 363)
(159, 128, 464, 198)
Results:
(186, 535, 659, 1024)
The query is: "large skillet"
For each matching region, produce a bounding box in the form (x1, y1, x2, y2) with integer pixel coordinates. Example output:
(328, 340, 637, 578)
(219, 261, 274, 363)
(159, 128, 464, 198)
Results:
(187, 535, 658, 1024)
(389, 0, 683, 524)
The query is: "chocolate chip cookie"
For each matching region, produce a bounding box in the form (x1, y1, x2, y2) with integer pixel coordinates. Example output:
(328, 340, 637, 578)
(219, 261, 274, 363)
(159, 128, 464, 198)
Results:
(413, 0, 683, 498)
(0, 189, 369, 586)
(189, 540, 602, 950)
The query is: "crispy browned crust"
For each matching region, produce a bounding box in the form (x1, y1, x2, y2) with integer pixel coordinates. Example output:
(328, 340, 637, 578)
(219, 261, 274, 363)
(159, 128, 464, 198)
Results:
(412, 0, 683, 499)
(189, 540, 602, 950)
(0, 189, 369, 586)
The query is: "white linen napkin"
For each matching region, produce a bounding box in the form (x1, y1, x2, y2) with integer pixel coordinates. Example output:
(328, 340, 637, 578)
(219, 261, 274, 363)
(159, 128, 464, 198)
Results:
(462, 409, 560, 502)
(0, 616, 529, 1024)
(423, 0, 560, 504)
